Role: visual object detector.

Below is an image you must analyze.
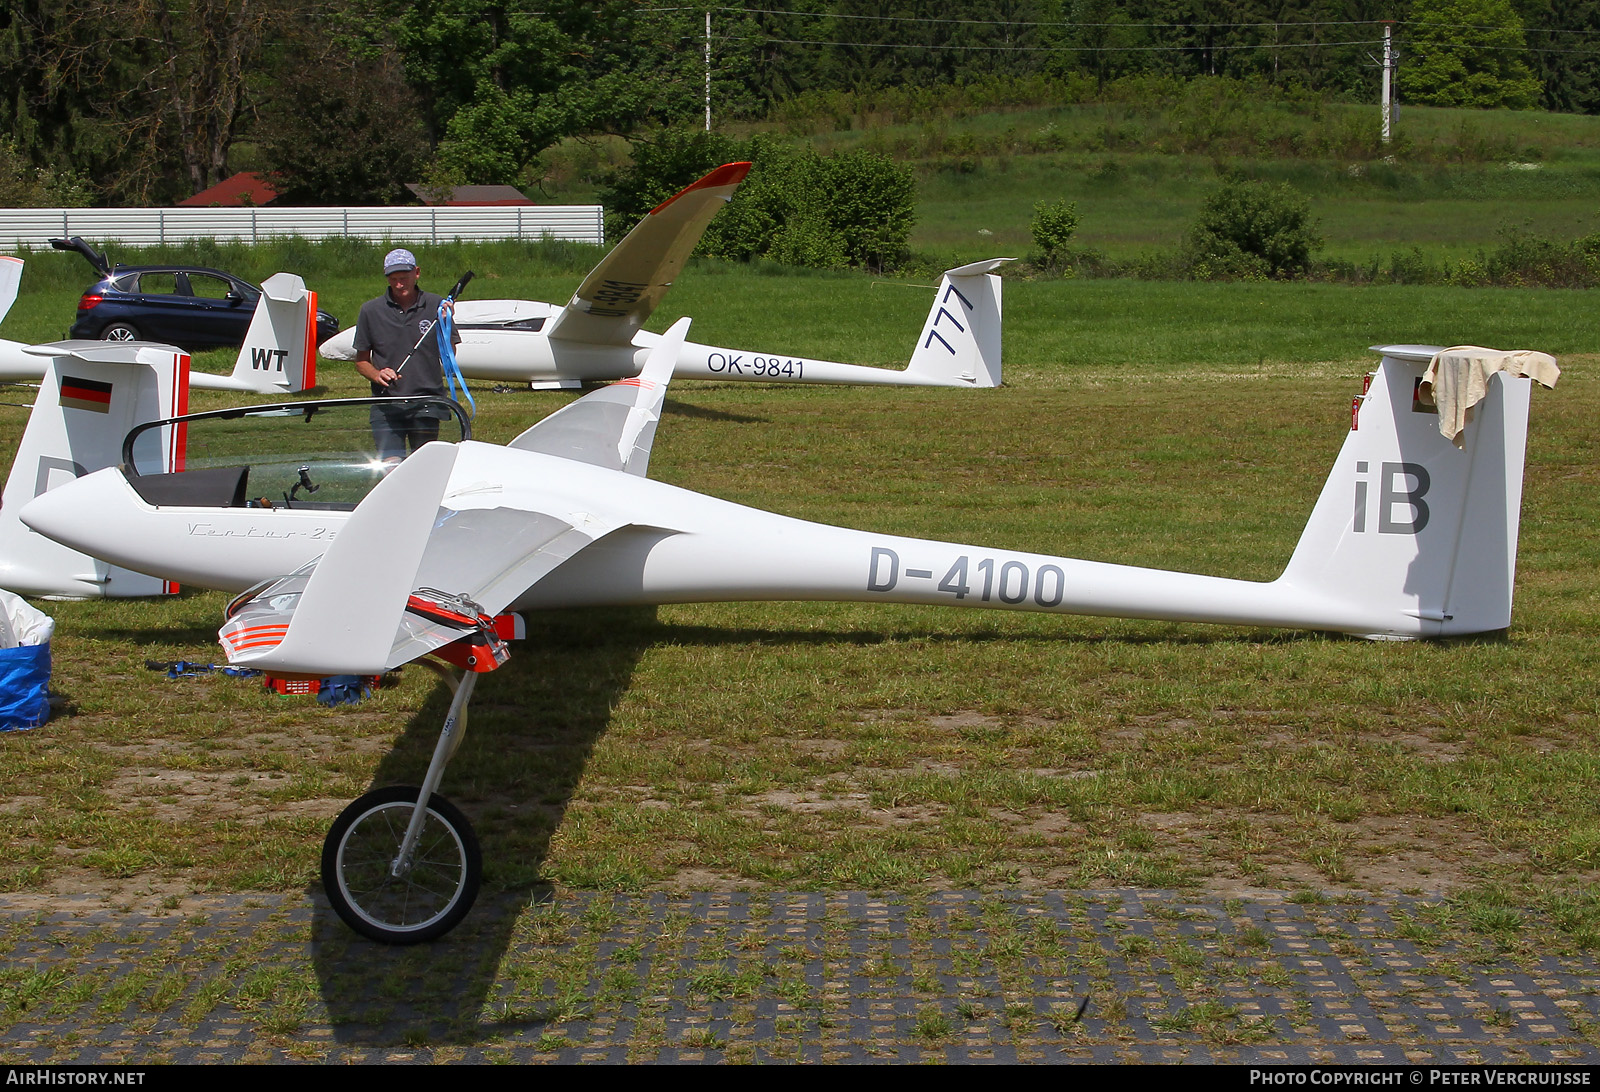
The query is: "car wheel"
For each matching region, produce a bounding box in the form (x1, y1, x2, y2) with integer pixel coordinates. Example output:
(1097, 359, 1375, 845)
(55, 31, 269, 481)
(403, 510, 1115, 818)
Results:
(100, 322, 140, 342)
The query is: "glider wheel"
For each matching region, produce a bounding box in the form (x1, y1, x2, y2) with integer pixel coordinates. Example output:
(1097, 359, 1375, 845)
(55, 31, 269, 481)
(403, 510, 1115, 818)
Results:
(322, 785, 481, 944)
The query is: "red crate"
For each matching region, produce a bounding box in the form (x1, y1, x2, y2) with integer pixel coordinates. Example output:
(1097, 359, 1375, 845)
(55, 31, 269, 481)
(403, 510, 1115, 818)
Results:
(263, 675, 381, 696)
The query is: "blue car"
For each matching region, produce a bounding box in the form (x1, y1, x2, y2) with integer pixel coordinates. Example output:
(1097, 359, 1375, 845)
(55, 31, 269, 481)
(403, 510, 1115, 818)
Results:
(53, 237, 339, 351)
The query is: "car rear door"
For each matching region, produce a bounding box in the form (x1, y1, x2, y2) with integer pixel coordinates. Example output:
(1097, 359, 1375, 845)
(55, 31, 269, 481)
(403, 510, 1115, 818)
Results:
(184, 272, 256, 347)
(127, 271, 195, 343)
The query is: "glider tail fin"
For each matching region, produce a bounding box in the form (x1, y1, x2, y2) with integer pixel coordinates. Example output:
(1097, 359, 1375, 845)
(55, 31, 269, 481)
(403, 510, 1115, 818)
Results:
(0, 342, 188, 598)
(195, 272, 317, 393)
(1279, 346, 1538, 637)
(903, 258, 1010, 388)
(0, 256, 23, 327)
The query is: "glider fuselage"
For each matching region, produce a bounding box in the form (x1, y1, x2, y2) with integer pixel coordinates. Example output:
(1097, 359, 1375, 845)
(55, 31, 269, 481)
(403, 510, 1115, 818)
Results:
(16, 429, 1440, 641)
(446, 324, 993, 388)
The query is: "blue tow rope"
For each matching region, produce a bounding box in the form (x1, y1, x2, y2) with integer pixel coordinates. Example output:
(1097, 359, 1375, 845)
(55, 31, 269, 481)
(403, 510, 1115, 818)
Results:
(436, 301, 474, 416)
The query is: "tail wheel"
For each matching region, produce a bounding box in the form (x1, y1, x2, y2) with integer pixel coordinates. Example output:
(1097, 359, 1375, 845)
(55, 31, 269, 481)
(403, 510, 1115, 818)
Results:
(321, 785, 481, 944)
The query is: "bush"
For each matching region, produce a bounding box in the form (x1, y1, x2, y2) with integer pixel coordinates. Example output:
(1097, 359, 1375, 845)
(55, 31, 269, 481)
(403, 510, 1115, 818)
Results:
(1486, 227, 1600, 288)
(1185, 179, 1321, 280)
(599, 129, 745, 242)
(0, 139, 90, 208)
(604, 130, 917, 272)
(1030, 200, 1081, 271)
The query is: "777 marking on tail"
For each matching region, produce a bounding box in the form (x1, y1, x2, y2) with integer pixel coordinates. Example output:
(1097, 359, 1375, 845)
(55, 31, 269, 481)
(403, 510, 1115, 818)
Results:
(923, 282, 976, 355)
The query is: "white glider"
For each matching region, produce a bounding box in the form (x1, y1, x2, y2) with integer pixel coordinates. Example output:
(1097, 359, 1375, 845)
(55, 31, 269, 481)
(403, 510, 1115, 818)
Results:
(318, 163, 1009, 389)
(0, 259, 322, 394)
(16, 333, 1555, 942)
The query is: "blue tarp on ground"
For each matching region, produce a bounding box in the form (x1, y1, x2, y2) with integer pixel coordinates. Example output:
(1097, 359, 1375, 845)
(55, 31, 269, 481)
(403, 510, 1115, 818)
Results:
(0, 642, 49, 730)
(0, 590, 52, 732)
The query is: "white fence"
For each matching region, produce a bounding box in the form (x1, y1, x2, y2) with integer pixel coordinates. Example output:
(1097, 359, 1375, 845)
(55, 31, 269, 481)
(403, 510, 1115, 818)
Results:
(0, 205, 605, 248)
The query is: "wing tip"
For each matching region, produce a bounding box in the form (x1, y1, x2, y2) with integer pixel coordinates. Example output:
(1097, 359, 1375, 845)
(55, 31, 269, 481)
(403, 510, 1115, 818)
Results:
(650, 162, 753, 215)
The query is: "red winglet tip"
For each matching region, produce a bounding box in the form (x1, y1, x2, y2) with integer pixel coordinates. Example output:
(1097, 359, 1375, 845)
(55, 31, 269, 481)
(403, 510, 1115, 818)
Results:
(650, 161, 753, 215)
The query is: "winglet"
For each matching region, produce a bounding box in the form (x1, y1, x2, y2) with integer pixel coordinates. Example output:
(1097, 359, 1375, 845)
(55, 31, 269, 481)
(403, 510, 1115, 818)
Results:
(221, 442, 459, 675)
(649, 161, 752, 214)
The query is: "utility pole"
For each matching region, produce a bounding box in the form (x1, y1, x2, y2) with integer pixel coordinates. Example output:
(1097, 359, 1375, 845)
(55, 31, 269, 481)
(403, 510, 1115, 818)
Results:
(705, 11, 712, 132)
(1381, 21, 1395, 145)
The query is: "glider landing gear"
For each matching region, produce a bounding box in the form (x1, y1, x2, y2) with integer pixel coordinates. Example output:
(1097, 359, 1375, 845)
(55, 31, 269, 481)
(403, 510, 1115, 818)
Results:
(322, 670, 481, 944)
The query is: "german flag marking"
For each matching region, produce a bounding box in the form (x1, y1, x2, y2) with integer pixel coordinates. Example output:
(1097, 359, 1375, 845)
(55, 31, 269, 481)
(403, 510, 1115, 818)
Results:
(60, 375, 112, 413)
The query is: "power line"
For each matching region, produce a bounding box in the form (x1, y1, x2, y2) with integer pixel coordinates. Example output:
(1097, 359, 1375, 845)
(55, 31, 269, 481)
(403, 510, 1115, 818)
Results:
(700, 6, 1390, 30)
(715, 33, 1387, 53)
(511, 7, 1600, 40)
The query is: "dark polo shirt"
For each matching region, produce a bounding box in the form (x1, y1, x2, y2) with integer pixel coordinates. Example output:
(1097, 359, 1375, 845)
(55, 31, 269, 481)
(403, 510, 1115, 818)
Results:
(352, 287, 460, 398)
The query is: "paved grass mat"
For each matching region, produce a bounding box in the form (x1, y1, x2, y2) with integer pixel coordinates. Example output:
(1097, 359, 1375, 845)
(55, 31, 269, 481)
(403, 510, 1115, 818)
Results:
(3, 889, 1597, 1064)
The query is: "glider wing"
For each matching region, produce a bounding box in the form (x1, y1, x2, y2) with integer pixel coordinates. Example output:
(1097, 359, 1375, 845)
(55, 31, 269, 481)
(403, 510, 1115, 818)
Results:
(542, 162, 749, 347)
(218, 441, 635, 676)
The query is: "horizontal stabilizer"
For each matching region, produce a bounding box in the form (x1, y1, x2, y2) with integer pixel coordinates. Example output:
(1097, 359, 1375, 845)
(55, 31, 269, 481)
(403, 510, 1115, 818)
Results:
(24, 340, 186, 367)
(508, 316, 688, 476)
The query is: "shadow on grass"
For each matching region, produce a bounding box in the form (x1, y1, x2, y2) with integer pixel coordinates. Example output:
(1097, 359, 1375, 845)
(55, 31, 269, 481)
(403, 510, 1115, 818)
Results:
(300, 605, 1438, 1045)
(662, 397, 766, 424)
(308, 605, 659, 1046)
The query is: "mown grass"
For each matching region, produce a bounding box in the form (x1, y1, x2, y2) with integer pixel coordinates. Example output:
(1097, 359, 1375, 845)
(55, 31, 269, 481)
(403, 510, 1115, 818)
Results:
(9, 243, 1595, 373)
(0, 256, 1595, 947)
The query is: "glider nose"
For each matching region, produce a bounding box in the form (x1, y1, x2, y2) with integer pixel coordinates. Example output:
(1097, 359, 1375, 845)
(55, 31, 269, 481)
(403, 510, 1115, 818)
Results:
(18, 468, 126, 556)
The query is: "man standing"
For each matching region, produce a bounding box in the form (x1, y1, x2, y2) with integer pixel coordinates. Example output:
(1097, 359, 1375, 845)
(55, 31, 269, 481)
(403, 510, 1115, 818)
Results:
(353, 248, 459, 463)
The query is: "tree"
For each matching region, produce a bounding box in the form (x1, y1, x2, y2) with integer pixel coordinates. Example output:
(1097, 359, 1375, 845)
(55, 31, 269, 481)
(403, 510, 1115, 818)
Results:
(598, 128, 744, 240)
(1517, 0, 1600, 114)
(0, 0, 151, 201)
(0, 138, 90, 206)
(0, 0, 286, 203)
(603, 130, 917, 272)
(1066, 0, 1147, 87)
(256, 50, 429, 205)
(1031, 200, 1080, 269)
(396, 2, 703, 185)
(144, 0, 280, 196)
(1400, 0, 1543, 108)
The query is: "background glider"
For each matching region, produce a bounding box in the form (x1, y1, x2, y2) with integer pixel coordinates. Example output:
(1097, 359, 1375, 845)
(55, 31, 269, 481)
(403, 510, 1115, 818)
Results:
(319, 164, 1009, 390)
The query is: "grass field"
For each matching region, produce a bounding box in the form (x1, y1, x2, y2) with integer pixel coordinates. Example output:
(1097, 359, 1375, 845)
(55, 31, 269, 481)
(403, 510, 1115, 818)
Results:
(534, 94, 1600, 269)
(912, 152, 1600, 266)
(0, 258, 1596, 952)
(7, 242, 1597, 369)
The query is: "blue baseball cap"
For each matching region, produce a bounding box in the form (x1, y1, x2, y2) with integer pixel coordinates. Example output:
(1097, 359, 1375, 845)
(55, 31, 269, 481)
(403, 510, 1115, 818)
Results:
(383, 248, 417, 275)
